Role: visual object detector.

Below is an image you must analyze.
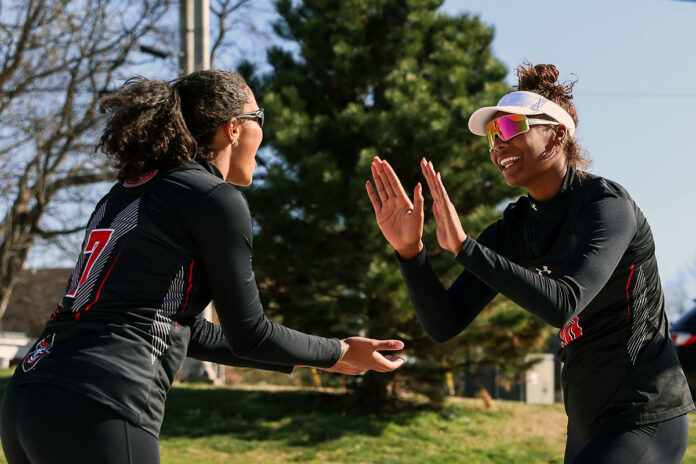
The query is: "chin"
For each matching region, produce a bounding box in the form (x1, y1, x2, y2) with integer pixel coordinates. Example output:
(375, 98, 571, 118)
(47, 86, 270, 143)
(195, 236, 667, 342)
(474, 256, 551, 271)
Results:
(231, 178, 253, 187)
(225, 166, 255, 186)
(502, 175, 519, 187)
(502, 172, 527, 188)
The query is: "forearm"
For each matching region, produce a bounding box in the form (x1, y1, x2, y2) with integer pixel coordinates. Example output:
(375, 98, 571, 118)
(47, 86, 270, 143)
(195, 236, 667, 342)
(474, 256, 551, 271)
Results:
(398, 248, 495, 342)
(217, 307, 342, 368)
(456, 237, 577, 327)
(187, 317, 294, 373)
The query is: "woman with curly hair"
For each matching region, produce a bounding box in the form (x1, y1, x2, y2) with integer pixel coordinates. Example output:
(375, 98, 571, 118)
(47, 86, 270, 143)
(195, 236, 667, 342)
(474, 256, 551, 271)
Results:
(0, 70, 404, 463)
(367, 63, 692, 463)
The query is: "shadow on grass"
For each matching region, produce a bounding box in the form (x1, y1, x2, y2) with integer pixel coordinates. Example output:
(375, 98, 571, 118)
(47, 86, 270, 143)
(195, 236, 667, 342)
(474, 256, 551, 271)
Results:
(161, 386, 427, 446)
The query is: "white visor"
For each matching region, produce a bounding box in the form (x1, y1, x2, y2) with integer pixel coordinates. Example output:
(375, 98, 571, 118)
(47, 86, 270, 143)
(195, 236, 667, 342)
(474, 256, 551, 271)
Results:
(468, 91, 576, 137)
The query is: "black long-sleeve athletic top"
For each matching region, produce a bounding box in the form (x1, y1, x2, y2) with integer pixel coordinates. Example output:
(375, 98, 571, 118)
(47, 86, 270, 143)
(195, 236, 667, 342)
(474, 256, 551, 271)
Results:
(10, 160, 342, 437)
(399, 166, 693, 428)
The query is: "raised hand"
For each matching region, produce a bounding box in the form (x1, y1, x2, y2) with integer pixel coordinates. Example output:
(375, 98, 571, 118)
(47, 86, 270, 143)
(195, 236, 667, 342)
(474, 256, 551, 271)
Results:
(323, 337, 405, 375)
(420, 157, 468, 255)
(366, 156, 424, 260)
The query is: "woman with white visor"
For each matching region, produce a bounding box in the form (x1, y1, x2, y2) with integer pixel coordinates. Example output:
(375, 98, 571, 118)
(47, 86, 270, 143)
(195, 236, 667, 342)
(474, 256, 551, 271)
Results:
(366, 63, 693, 463)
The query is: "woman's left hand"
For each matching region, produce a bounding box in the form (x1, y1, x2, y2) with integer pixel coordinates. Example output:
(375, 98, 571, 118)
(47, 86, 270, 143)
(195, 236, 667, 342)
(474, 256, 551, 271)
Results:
(420, 158, 468, 255)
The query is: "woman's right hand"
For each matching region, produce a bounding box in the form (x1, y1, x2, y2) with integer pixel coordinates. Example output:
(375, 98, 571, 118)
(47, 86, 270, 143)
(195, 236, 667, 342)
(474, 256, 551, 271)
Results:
(366, 156, 424, 259)
(323, 337, 405, 375)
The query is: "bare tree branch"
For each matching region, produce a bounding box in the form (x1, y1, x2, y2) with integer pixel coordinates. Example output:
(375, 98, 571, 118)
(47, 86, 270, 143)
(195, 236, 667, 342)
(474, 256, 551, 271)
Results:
(31, 224, 86, 238)
(0, 0, 269, 320)
(209, 0, 258, 66)
(0, 0, 171, 318)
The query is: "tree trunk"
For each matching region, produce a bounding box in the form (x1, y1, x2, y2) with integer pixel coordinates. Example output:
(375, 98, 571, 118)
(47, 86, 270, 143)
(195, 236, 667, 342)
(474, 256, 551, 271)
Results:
(354, 371, 393, 405)
(0, 210, 41, 320)
(474, 377, 495, 410)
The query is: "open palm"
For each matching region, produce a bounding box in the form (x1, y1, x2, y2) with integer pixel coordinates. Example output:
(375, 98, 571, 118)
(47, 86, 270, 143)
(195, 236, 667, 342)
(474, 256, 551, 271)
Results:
(366, 157, 424, 258)
(420, 157, 467, 255)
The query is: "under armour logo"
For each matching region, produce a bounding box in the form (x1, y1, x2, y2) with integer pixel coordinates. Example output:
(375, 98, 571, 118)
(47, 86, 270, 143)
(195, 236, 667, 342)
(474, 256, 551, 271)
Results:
(530, 96, 546, 111)
(530, 202, 538, 211)
(536, 266, 551, 276)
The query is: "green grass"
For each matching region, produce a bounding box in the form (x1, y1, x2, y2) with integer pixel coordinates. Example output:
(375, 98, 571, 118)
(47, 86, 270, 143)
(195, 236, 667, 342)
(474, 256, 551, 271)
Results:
(158, 385, 567, 464)
(0, 369, 694, 463)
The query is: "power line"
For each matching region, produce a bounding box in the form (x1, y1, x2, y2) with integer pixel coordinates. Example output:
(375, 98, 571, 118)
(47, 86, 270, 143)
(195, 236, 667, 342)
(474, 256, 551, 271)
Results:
(576, 91, 696, 99)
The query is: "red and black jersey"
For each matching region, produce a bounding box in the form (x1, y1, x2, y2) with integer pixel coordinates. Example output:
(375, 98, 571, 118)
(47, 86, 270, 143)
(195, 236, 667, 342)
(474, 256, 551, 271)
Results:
(11, 160, 341, 436)
(399, 166, 693, 428)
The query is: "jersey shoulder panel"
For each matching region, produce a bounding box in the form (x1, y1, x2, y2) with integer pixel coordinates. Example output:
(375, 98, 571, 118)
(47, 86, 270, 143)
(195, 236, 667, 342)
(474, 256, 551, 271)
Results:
(195, 181, 253, 243)
(158, 163, 227, 196)
(204, 181, 250, 216)
(574, 173, 634, 206)
(145, 163, 231, 224)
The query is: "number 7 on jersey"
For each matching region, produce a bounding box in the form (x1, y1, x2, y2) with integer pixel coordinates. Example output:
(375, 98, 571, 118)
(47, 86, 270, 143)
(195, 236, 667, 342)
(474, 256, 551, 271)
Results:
(65, 229, 114, 298)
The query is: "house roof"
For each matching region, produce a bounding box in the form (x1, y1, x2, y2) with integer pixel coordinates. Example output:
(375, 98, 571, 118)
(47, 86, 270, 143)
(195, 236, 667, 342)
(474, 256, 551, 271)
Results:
(2, 268, 72, 337)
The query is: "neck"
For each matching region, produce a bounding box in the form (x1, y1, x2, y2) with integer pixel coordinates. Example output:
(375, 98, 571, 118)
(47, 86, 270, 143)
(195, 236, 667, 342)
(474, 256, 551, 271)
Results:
(210, 147, 231, 181)
(526, 164, 568, 202)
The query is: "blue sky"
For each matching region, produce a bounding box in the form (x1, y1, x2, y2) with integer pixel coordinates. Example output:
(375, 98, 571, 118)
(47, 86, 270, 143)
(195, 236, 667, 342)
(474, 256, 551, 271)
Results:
(440, 0, 696, 303)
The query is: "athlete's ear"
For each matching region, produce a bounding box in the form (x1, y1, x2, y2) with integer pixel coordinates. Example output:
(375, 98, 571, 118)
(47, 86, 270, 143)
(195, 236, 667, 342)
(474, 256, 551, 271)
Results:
(226, 119, 241, 146)
(554, 125, 568, 145)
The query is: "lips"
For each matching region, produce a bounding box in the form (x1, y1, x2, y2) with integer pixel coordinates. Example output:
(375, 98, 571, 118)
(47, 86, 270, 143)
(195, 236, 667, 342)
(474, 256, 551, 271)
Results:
(497, 155, 521, 171)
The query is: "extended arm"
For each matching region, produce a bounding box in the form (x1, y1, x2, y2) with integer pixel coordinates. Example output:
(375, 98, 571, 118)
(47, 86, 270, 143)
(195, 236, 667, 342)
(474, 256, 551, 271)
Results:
(194, 184, 341, 368)
(185, 313, 293, 373)
(397, 222, 504, 342)
(194, 183, 403, 374)
(367, 156, 500, 343)
(456, 190, 637, 327)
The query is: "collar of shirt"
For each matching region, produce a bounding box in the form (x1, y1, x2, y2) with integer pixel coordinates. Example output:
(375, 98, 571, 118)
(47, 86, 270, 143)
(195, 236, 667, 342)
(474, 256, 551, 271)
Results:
(196, 158, 224, 180)
(527, 166, 577, 216)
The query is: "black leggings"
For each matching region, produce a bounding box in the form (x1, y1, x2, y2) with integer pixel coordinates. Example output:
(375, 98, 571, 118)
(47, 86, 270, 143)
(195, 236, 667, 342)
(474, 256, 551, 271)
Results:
(1, 383, 160, 464)
(564, 414, 689, 464)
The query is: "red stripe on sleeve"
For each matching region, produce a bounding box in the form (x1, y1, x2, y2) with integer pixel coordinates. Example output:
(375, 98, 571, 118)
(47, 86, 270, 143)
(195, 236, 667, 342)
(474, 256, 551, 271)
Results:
(625, 263, 635, 322)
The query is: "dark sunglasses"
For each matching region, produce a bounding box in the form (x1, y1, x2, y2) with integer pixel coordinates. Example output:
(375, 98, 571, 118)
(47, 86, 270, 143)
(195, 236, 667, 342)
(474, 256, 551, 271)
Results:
(233, 108, 264, 128)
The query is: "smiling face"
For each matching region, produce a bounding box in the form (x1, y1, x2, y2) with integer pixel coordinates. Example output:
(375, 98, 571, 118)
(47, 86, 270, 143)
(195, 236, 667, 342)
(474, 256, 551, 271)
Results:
(488, 111, 568, 200)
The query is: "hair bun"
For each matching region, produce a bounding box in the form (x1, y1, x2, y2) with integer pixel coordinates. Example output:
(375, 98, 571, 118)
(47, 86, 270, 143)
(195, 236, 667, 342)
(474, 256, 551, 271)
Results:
(515, 61, 575, 103)
(511, 62, 588, 173)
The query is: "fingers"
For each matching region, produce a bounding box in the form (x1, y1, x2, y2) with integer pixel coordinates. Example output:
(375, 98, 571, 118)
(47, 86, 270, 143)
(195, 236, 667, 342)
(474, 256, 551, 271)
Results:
(365, 180, 381, 213)
(372, 352, 406, 372)
(421, 157, 452, 206)
(371, 339, 405, 351)
(413, 182, 424, 217)
(373, 158, 397, 200)
(436, 172, 451, 202)
(380, 160, 411, 205)
(420, 157, 442, 205)
(370, 159, 389, 203)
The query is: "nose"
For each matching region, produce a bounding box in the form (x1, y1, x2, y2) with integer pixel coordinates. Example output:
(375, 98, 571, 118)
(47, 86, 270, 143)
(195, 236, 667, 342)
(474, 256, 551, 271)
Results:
(489, 136, 506, 153)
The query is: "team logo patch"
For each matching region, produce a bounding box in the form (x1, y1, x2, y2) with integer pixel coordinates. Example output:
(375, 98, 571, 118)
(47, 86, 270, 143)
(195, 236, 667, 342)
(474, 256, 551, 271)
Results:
(559, 317, 583, 348)
(22, 334, 55, 372)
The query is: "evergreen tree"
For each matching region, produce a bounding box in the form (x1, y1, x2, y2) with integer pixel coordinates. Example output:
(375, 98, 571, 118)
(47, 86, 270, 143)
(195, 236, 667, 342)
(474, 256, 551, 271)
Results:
(247, 0, 545, 399)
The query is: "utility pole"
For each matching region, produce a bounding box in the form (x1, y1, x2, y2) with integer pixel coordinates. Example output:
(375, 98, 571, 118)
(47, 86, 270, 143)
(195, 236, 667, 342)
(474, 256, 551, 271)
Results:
(179, 0, 222, 384)
(179, 0, 210, 75)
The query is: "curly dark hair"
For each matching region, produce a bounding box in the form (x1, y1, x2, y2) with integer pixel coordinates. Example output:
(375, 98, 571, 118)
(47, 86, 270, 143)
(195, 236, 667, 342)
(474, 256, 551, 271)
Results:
(98, 70, 251, 181)
(514, 62, 591, 173)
